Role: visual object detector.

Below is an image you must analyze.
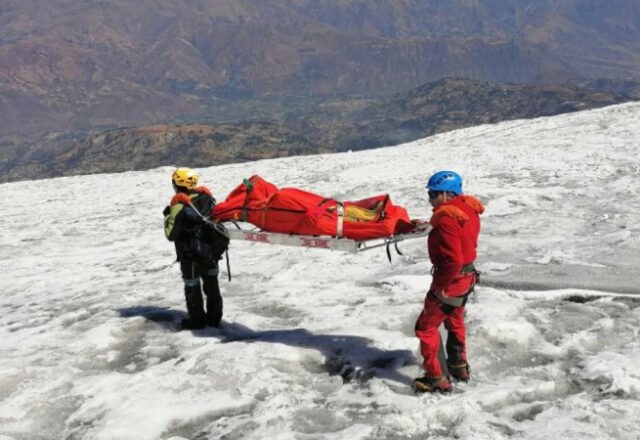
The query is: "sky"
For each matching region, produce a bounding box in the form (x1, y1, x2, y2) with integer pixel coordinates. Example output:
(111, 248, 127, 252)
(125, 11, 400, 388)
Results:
(1, 103, 639, 439)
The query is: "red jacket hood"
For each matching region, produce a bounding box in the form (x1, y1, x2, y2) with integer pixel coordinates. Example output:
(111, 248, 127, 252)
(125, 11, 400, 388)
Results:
(429, 195, 484, 228)
(170, 187, 212, 206)
(170, 193, 192, 206)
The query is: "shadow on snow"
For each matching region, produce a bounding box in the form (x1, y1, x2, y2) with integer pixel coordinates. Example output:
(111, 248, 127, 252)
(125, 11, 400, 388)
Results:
(118, 305, 417, 386)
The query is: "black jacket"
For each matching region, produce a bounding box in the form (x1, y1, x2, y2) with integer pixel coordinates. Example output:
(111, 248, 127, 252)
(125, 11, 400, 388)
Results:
(164, 187, 216, 261)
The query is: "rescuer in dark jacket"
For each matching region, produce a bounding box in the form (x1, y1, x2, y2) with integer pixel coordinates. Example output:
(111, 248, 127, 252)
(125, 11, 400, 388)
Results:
(164, 167, 223, 329)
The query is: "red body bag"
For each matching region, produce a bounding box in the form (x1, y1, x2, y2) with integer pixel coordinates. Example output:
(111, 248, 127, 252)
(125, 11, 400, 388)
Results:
(212, 175, 413, 241)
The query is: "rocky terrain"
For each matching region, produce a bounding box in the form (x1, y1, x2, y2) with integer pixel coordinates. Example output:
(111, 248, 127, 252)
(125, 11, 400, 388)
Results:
(1, 1, 638, 181)
(0, 123, 326, 181)
(1, 0, 639, 138)
(1, 78, 627, 182)
(331, 78, 629, 150)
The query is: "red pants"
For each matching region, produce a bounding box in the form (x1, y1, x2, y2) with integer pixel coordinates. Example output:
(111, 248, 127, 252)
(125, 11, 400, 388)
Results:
(415, 293, 467, 378)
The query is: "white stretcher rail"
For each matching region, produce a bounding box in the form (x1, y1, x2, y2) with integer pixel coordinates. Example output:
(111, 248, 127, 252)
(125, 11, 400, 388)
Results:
(225, 221, 432, 255)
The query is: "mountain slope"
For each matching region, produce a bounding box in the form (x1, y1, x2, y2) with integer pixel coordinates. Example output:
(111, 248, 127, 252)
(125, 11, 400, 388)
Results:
(332, 78, 627, 149)
(1, 0, 639, 138)
(1, 103, 640, 439)
(0, 122, 325, 182)
(0, 78, 627, 182)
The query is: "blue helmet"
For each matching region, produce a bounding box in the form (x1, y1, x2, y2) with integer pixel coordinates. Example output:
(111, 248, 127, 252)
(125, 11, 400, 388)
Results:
(426, 170, 463, 195)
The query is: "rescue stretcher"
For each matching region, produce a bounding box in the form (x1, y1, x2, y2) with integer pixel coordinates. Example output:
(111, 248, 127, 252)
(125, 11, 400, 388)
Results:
(225, 220, 432, 259)
(213, 175, 432, 260)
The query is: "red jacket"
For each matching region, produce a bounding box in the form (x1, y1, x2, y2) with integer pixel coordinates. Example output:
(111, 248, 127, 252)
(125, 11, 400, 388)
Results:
(428, 195, 484, 297)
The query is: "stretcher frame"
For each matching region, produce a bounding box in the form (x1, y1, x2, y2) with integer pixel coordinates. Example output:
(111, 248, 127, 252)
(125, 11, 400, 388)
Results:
(225, 221, 432, 259)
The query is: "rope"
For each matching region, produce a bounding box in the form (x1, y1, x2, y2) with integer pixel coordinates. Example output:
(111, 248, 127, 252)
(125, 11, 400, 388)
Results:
(241, 178, 254, 222)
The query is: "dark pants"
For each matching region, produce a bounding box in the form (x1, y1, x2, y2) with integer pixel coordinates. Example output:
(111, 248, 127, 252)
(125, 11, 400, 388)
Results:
(180, 259, 223, 327)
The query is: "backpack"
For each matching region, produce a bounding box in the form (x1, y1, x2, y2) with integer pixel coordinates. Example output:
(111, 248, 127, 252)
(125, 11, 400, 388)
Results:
(190, 220, 230, 262)
(185, 190, 230, 262)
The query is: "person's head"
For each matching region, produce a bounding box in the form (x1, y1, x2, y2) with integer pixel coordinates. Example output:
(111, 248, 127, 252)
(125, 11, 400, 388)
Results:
(426, 170, 462, 207)
(172, 167, 199, 192)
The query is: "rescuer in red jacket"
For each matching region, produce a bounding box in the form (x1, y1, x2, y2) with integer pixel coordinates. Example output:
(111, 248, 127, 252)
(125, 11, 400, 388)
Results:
(413, 171, 484, 393)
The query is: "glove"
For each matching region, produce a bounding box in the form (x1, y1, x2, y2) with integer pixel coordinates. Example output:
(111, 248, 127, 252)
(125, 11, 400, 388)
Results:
(410, 219, 429, 232)
(163, 205, 170, 216)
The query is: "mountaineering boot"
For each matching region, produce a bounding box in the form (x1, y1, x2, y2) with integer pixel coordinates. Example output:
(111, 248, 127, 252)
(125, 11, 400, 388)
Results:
(179, 317, 206, 330)
(203, 274, 223, 328)
(413, 375, 452, 393)
(206, 294, 223, 328)
(183, 285, 206, 329)
(447, 362, 471, 382)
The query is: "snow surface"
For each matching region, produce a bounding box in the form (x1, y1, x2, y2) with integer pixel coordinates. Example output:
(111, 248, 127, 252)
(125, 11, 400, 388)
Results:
(1, 103, 640, 440)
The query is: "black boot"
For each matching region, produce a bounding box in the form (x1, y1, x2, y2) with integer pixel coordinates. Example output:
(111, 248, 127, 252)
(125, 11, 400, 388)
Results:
(183, 284, 206, 329)
(180, 317, 205, 330)
(203, 275, 223, 328)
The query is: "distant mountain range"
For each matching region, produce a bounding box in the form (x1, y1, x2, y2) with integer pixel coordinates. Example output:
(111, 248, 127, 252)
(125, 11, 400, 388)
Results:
(1, 0, 640, 137)
(1, 1, 639, 181)
(1, 78, 626, 182)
